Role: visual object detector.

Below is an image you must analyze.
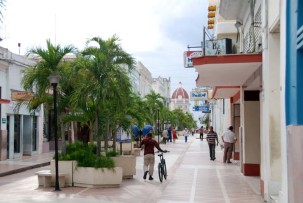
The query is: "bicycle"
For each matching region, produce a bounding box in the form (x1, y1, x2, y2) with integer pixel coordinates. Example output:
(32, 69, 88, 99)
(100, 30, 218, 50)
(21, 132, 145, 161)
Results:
(156, 151, 169, 182)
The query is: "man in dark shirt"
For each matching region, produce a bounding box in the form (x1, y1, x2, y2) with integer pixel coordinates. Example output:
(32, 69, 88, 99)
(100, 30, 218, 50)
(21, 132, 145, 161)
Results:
(140, 132, 167, 180)
(199, 126, 204, 140)
(168, 127, 172, 142)
(206, 126, 219, 161)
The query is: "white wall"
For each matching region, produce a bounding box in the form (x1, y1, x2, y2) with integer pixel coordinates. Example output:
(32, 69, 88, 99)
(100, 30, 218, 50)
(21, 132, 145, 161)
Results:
(279, 0, 288, 202)
(268, 0, 280, 29)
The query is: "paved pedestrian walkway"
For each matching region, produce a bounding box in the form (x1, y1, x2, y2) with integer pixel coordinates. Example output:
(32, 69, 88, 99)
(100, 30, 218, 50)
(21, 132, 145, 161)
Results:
(0, 152, 54, 177)
(0, 135, 262, 203)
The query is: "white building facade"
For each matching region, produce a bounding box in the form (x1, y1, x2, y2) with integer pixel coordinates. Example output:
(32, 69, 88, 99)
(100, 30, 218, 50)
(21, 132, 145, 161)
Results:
(135, 61, 153, 98)
(0, 47, 44, 160)
(152, 76, 171, 108)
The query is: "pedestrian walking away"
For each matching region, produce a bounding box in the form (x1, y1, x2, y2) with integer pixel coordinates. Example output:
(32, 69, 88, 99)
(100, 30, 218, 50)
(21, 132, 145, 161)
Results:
(199, 126, 204, 141)
(140, 132, 167, 181)
(172, 127, 177, 143)
(206, 126, 219, 161)
(168, 127, 172, 143)
(222, 126, 237, 163)
(162, 128, 168, 144)
(184, 128, 189, 143)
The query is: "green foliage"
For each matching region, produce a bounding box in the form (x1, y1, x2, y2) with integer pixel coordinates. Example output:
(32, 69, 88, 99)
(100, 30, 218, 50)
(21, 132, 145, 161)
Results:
(106, 150, 119, 157)
(201, 114, 210, 129)
(57, 141, 114, 169)
(95, 156, 115, 168)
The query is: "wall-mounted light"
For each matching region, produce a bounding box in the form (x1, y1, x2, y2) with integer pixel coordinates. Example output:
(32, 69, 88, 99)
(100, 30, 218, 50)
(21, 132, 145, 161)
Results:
(208, 5, 216, 11)
(208, 19, 215, 25)
(208, 12, 215, 18)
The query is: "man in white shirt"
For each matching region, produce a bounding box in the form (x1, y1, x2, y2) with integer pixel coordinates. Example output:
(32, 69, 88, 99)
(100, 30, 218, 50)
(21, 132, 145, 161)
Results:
(222, 126, 237, 163)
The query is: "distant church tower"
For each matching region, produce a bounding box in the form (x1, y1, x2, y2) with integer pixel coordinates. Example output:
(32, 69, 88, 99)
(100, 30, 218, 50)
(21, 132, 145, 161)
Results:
(170, 82, 190, 113)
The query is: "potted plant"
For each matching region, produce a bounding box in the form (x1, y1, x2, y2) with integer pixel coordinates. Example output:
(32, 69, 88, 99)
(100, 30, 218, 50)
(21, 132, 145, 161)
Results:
(51, 142, 122, 188)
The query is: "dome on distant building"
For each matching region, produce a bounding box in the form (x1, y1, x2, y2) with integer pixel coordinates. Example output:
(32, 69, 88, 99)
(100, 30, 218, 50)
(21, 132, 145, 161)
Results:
(171, 82, 189, 99)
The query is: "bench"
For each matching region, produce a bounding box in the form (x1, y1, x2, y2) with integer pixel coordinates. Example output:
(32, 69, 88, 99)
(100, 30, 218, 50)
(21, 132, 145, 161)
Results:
(36, 170, 67, 188)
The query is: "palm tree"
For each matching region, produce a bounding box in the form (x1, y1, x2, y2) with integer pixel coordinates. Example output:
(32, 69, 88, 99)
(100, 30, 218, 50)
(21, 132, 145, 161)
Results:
(170, 109, 186, 130)
(160, 106, 171, 130)
(22, 39, 76, 153)
(72, 35, 135, 156)
(144, 90, 165, 130)
(125, 93, 149, 143)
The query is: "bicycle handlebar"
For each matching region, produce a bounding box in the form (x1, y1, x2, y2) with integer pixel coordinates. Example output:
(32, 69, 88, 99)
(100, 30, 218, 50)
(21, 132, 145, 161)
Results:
(155, 150, 169, 153)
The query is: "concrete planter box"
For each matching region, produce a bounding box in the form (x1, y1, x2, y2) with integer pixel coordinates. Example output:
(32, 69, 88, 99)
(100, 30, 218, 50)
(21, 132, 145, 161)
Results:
(73, 167, 122, 188)
(112, 155, 136, 179)
(50, 160, 76, 187)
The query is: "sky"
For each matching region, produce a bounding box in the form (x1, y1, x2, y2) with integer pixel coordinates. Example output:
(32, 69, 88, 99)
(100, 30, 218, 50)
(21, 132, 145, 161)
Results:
(0, 0, 208, 123)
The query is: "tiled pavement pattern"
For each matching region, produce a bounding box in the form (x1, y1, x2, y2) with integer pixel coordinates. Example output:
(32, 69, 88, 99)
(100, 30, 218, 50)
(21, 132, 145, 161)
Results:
(0, 135, 262, 203)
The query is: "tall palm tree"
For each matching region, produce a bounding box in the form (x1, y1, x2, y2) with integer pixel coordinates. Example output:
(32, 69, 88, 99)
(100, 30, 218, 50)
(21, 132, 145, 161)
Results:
(170, 109, 187, 130)
(144, 91, 165, 130)
(126, 93, 147, 129)
(72, 35, 135, 155)
(22, 39, 76, 153)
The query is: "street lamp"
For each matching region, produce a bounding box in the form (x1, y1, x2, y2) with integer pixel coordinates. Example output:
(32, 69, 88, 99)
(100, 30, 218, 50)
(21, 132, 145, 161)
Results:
(157, 107, 160, 143)
(48, 74, 60, 191)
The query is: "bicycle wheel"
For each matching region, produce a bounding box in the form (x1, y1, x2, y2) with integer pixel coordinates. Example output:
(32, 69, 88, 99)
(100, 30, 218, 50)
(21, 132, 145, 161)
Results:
(158, 163, 163, 182)
(163, 161, 167, 180)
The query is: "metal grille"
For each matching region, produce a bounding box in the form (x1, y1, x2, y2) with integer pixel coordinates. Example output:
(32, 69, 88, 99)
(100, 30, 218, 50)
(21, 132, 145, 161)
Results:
(254, 6, 262, 51)
(243, 5, 262, 53)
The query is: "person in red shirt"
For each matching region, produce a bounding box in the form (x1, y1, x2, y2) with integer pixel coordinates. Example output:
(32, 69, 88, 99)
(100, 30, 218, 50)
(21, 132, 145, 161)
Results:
(172, 127, 177, 143)
(140, 132, 167, 180)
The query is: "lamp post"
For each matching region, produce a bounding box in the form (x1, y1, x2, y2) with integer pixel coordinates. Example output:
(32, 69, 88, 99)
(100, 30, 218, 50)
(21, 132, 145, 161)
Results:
(48, 74, 60, 191)
(157, 107, 160, 143)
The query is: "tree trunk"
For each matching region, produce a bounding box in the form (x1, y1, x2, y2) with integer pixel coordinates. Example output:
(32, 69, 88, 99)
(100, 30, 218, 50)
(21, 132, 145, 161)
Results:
(113, 124, 116, 153)
(71, 122, 75, 143)
(89, 121, 93, 143)
(96, 111, 101, 157)
(104, 122, 110, 153)
(60, 113, 66, 154)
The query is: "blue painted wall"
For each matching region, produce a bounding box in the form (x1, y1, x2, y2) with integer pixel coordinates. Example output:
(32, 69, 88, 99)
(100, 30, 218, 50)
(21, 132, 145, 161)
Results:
(286, 0, 303, 125)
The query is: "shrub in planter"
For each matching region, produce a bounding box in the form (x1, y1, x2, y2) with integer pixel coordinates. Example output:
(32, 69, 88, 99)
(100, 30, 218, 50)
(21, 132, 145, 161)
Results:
(55, 142, 121, 187)
(106, 150, 119, 157)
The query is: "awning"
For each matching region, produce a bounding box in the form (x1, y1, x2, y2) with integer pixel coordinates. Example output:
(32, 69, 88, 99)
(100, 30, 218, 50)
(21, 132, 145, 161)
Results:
(212, 86, 240, 99)
(193, 53, 262, 99)
(0, 99, 10, 104)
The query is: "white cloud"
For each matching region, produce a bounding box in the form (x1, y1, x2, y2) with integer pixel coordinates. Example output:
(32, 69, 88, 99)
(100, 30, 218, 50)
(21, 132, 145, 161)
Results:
(1, 0, 208, 123)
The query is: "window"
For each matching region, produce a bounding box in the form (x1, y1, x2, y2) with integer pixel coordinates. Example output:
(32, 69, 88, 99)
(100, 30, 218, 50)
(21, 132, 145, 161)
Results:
(14, 115, 21, 153)
(32, 116, 37, 151)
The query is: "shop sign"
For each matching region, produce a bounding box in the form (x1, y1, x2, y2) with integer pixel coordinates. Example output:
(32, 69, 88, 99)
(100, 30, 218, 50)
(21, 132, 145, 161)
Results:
(184, 51, 203, 68)
(11, 91, 33, 101)
(190, 91, 208, 101)
(201, 106, 211, 113)
(2, 118, 6, 124)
